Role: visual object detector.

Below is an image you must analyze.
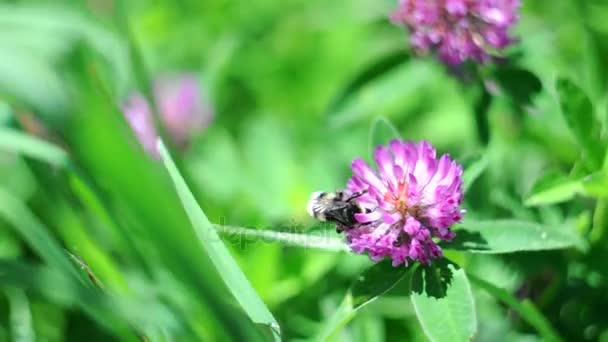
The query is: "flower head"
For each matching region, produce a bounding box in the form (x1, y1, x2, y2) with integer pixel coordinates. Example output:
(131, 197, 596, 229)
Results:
(122, 73, 214, 158)
(391, 0, 520, 65)
(343, 140, 464, 266)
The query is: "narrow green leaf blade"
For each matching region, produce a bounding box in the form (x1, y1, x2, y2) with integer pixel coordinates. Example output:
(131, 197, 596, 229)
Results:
(0, 261, 175, 338)
(157, 139, 280, 341)
(555, 78, 604, 169)
(0, 187, 78, 279)
(461, 153, 488, 194)
(0, 128, 69, 167)
(411, 265, 476, 342)
(327, 62, 433, 129)
(468, 273, 563, 342)
(0, 50, 69, 115)
(325, 50, 409, 118)
(582, 172, 608, 198)
(525, 171, 583, 206)
(526, 171, 608, 206)
(447, 219, 585, 253)
(5, 288, 35, 342)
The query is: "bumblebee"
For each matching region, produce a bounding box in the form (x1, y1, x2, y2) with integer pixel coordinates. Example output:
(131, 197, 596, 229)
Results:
(306, 190, 368, 232)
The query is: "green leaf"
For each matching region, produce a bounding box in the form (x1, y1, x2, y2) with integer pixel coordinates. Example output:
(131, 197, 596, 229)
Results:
(467, 273, 563, 342)
(447, 219, 585, 253)
(368, 116, 401, 154)
(525, 171, 583, 206)
(0, 101, 12, 124)
(582, 172, 608, 198)
(461, 152, 488, 194)
(0, 128, 69, 167)
(0, 49, 69, 115)
(325, 49, 409, 118)
(0, 187, 78, 279)
(157, 139, 280, 341)
(526, 170, 608, 206)
(0, 4, 129, 96)
(555, 78, 604, 169)
(0, 261, 176, 339)
(315, 260, 415, 341)
(5, 288, 35, 342)
(0, 151, 37, 201)
(0, 184, 175, 339)
(411, 264, 476, 342)
(493, 66, 542, 108)
(350, 260, 413, 308)
(327, 62, 435, 129)
(490, 190, 536, 221)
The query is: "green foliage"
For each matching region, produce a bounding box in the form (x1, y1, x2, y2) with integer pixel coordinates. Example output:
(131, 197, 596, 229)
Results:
(158, 139, 279, 341)
(468, 273, 562, 342)
(0, 0, 606, 341)
(315, 260, 415, 340)
(556, 78, 604, 170)
(411, 264, 476, 342)
(525, 171, 584, 206)
(0, 188, 79, 280)
(461, 152, 488, 194)
(496, 67, 542, 105)
(450, 219, 585, 253)
(0, 128, 68, 167)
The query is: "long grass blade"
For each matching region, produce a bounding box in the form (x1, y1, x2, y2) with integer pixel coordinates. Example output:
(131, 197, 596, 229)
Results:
(157, 139, 281, 341)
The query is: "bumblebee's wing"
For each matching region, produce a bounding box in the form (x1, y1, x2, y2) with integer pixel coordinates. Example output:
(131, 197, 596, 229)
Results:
(306, 192, 336, 221)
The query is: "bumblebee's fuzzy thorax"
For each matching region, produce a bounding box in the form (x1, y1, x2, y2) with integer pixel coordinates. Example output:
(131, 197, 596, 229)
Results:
(307, 190, 366, 231)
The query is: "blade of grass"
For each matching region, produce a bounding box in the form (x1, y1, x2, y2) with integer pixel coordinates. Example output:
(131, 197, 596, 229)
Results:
(5, 288, 35, 342)
(66, 252, 150, 342)
(0, 128, 68, 167)
(0, 187, 79, 280)
(157, 139, 280, 341)
(0, 260, 172, 341)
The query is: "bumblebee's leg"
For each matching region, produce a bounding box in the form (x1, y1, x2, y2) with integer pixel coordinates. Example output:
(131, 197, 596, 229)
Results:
(346, 191, 366, 201)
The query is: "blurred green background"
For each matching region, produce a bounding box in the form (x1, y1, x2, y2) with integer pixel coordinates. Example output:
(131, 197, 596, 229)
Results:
(0, 0, 608, 341)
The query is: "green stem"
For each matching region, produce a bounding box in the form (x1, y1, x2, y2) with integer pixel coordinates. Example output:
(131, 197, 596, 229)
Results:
(213, 224, 350, 252)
